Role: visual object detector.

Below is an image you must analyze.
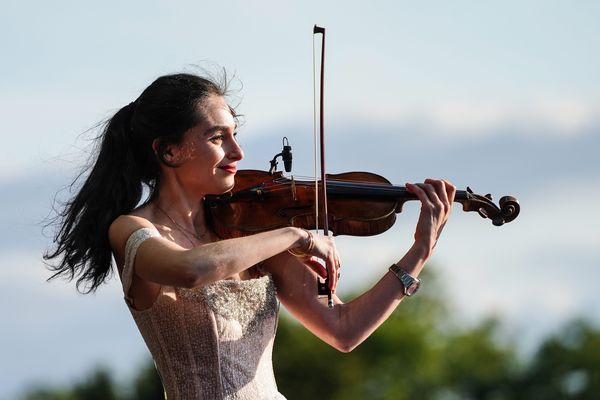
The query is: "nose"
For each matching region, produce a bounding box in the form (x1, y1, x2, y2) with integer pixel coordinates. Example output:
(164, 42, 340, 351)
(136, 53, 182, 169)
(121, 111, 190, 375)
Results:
(227, 138, 244, 161)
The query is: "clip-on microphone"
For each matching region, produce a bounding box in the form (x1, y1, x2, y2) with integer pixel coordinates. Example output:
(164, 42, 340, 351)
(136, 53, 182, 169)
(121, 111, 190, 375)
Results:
(269, 137, 293, 175)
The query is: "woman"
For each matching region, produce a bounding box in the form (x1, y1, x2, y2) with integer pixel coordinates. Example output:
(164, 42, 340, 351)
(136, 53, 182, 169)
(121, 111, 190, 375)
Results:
(45, 73, 455, 399)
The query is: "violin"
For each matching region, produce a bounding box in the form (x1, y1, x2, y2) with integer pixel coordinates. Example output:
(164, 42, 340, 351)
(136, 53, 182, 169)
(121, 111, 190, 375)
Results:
(204, 166, 520, 306)
(204, 169, 520, 239)
(207, 25, 520, 307)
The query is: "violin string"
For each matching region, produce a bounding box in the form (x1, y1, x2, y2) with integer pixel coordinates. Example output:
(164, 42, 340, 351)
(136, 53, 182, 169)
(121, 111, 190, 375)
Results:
(267, 177, 407, 194)
(262, 185, 404, 200)
(274, 174, 399, 187)
(267, 172, 415, 192)
(260, 175, 469, 199)
(259, 178, 469, 199)
(267, 178, 399, 191)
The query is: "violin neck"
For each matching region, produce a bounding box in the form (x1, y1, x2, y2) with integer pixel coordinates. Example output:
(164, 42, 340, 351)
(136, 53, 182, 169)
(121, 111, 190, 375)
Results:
(327, 180, 468, 203)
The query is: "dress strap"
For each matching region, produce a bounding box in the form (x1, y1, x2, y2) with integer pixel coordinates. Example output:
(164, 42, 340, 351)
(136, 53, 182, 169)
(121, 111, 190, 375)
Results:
(121, 227, 161, 307)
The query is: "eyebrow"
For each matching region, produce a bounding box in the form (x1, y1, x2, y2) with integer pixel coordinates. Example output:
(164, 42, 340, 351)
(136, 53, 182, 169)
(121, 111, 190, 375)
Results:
(203, 124, 237, 136)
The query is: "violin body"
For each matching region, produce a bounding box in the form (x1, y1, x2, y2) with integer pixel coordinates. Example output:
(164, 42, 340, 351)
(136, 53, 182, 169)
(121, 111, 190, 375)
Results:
(205, 169, 520, 239)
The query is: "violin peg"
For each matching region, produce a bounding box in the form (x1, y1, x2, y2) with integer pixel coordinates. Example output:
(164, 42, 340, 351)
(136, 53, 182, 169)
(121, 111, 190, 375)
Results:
(485, 193, 493, 201)
(477, 208, 489, 219)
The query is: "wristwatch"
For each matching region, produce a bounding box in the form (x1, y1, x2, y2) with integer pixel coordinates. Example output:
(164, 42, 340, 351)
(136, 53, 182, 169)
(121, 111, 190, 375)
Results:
(389, 263, 421, 296)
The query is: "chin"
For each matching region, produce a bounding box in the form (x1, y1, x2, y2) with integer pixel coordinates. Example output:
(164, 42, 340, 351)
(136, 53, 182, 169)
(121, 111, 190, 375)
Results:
(209, 179, 235, 195)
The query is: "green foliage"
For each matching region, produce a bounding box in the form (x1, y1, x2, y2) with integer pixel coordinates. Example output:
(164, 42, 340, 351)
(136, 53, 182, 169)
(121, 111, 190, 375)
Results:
(272, 288, 516, 400)
(436, 318, 517, 400)
(71, 367, 119, 400)
(21, 366, 119, 400)
(19, 365, 161, 400)
(18, 271, 600, 400)
(21, 389, 73, 400)
(129, 361, 165, 400)
(511, 320, 600, 400)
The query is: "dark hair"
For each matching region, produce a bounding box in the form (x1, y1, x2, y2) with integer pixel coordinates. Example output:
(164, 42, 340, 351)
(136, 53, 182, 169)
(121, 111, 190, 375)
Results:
(44, 73, 232, 293)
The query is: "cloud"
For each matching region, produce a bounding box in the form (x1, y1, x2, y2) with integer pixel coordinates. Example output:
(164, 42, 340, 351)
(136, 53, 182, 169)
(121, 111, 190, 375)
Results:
(428, 98, 597, 135)
(335, 97, 600, 138)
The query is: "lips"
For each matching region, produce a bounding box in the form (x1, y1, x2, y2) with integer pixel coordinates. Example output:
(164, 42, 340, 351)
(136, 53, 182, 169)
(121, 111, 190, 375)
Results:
(218, 164, 237, 174)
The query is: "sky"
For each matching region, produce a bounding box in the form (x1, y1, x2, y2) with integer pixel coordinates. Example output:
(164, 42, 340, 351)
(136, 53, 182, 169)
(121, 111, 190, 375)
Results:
(1, 0, 599, 398)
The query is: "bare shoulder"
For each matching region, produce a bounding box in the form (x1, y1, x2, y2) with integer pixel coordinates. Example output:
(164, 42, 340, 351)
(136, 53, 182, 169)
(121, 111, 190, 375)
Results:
(108, 214, 156, 255)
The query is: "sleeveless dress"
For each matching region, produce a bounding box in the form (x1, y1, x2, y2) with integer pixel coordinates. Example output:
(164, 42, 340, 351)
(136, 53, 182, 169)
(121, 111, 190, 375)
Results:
(119, 227, 286, 400)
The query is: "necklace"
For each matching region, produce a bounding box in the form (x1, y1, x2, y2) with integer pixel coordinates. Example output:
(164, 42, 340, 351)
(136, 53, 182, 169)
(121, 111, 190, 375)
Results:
(155, 205, 205, 246)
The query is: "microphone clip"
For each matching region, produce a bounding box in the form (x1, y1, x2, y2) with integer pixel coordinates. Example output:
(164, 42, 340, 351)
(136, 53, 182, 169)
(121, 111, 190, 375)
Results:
(268, 137, 293, 175)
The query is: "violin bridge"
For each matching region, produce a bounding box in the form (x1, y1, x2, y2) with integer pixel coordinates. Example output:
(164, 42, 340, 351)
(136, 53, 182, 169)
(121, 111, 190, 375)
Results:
(291, 176, 297, 201)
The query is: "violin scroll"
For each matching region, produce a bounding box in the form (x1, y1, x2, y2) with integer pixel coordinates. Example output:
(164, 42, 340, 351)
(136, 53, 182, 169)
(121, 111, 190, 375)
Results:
(459, 188, 520, 226)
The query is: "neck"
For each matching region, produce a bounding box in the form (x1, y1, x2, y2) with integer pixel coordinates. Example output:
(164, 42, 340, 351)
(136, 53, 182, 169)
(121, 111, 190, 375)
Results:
(152, 178, 208, 235)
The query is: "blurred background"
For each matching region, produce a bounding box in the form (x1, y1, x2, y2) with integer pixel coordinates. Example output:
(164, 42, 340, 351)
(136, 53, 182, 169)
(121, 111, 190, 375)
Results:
(1, 1, 599, 399)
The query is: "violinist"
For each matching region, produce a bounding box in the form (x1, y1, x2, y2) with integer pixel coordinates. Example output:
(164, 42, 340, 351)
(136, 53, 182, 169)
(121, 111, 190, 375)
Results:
(45, 72, 456, 399)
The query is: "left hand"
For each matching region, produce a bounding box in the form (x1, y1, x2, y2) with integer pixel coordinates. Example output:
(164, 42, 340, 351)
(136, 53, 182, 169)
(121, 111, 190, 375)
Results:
(406, 179, 456, 254)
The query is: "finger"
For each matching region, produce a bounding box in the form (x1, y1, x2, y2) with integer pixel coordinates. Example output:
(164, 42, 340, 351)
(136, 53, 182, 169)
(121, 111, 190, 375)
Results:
(434, 181, 456, 241)
(303, 258, 328, 279)
(334, 254, 341, 290)
(330, 247, 341, 292)
(328, 252, 338, 292)
(443, 179, 457, 206)
(425, 179, 450, 213)
(415, 182, 444, 214)
(406, 182, 434, 209)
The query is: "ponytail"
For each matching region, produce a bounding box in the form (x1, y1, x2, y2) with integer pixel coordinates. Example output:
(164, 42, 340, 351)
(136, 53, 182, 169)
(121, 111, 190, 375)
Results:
(44, 72, 230, 293)
(44, 102, 144, 292)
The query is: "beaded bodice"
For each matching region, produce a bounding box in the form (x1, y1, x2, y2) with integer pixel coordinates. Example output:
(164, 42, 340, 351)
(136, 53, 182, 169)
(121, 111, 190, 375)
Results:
(119, 228, 285, 400)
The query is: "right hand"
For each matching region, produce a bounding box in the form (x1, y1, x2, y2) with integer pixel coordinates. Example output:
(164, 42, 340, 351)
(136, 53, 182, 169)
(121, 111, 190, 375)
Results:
(291, 229, 341, 293)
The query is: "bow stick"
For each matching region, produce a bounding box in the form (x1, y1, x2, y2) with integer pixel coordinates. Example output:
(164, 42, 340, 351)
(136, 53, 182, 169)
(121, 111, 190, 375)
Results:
(313, 25, 334, 308)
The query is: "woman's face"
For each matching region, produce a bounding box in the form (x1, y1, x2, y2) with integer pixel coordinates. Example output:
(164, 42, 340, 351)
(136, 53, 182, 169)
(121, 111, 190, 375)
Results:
(170, 95, 244, 196)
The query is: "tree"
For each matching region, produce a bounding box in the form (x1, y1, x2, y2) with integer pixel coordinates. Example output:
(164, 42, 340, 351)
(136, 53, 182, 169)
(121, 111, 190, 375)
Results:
(129, 361, 165, 400)
(273, 269, 518, 400)
(511, 320, 600, 400)
(22, 366, 119, 400)
(19, 269, 600, 399)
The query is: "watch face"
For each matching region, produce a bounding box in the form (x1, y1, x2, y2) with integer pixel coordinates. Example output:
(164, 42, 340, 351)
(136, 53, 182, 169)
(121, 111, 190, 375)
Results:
(405, 281, 420, 296)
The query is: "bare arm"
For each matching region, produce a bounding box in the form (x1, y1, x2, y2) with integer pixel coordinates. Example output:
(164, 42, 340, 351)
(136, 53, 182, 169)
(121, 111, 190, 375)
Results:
(108, 215, 339, 289)
(264, 243, 428, 352)
(263, 178, 456, 352)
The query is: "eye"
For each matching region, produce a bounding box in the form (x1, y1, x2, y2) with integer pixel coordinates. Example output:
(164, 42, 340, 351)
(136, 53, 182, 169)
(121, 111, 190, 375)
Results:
(208, 134, 225, 144)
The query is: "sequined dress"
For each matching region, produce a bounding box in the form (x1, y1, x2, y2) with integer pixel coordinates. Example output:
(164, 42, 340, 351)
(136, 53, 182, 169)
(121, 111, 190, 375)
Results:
(119, 228, 286, 399)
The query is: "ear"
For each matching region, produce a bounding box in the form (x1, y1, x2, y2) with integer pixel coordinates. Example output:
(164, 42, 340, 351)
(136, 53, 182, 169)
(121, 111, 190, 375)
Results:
(152, 138, 178, 167)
